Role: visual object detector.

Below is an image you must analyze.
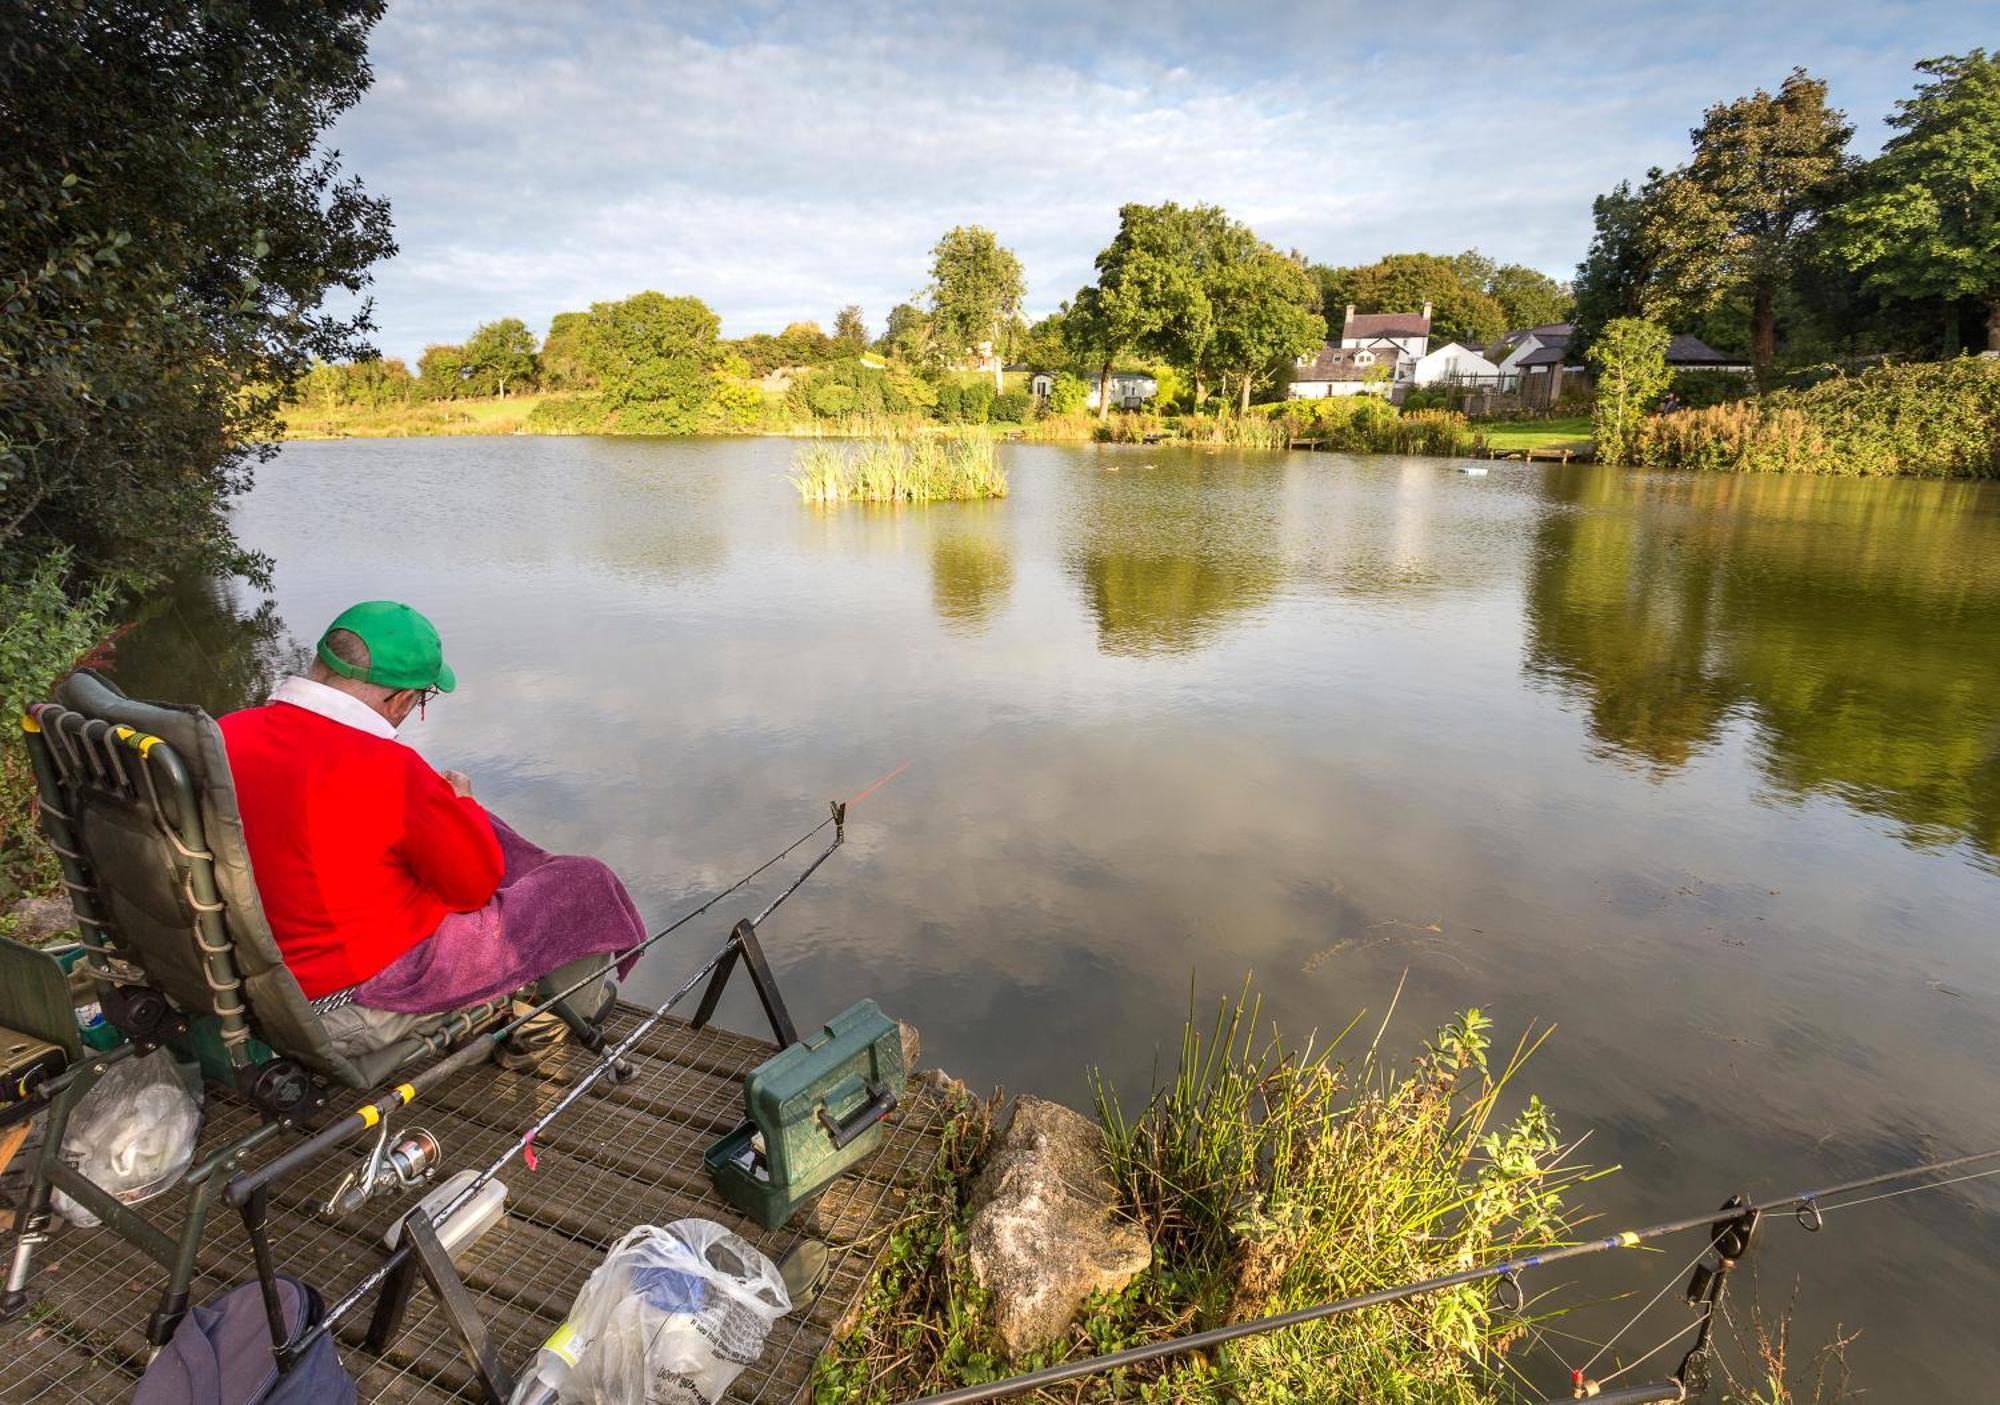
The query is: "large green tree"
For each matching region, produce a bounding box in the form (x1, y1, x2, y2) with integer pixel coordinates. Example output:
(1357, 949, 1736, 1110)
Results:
(1069, 203, 1207, 418)
(1208, 241, 1323, 412)
(463, 316, 538, 397)
(1638, 70, 1853, 379)
(581, 291, 721, 434)
(1831, 51, 2000, 351)
(0, 0, 396, 592)
(1486, 263, 1574, 331)
(927, 226, 1024, 391)
(539, 311, 596, 391)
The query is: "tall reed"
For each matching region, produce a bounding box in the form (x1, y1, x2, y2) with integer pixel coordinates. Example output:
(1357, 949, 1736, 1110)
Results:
(790, 432, 1008, 503)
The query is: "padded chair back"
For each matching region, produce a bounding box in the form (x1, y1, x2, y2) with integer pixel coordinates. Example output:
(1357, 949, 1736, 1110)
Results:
(24, 671, 361, 1087)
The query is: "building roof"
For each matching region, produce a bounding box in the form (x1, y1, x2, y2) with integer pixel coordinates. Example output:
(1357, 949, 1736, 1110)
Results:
(1342, 310, 1431, 340)
(1665, 334, 1746, 367)
(1516, 343, 1568, 367)
(1293, 343, 1395, 382)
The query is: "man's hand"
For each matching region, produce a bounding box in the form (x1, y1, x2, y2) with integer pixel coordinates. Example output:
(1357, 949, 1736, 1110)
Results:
(441, 769, 474, 799)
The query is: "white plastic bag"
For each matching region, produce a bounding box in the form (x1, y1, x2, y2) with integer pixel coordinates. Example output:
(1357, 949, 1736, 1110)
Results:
(51, 1048, 203, 1227)
(561, 1220, 789, 1405)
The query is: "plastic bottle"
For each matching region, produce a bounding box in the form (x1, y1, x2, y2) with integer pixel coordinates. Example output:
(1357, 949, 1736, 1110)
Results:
(382, 1169, 508, 1257)
(508, 1318, 587, 1405)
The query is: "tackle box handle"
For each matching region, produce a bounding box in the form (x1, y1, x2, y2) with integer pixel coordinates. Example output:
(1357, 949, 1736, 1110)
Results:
(817, 1079, 898, 1150)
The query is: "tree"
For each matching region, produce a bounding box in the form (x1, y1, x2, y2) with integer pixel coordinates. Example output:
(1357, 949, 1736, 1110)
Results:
(1640, 69, 1853, 379)
(416, 344, 468, 401)
(1073, 203, 1214, 416)
(1572, 179, 1659, 349)
(1016, 312, 1072, 372)
(463, 317, 538, 397)
(540, 311, 596, 391)
(833, 305, 869, 351)
(1830, 50, 2000, 351)
(1208, 243, 1322, 412)
(0, 1, 395, 594)
(1486, 264, 1574, 330)
(1316, 253, 1507, 349)
(927, 226, 1024, 391)
(880, 302, 934, 368)
(777, 320, 832, 366)
(581, 291, 722, 434)
(1586, 318, 1673, 465)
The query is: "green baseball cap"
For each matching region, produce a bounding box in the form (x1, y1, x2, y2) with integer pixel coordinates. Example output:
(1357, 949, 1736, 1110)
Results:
(316, 601, 457, 693)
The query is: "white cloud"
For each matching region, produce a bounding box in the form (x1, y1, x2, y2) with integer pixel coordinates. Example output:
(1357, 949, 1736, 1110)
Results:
(327, 0, 1998, 360)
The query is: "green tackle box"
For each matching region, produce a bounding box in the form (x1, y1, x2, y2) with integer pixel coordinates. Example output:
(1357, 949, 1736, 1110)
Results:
(703, 998, 905, 1230)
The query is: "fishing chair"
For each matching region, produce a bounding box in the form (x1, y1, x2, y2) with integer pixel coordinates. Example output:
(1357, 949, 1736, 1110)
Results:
(3, 669, 615, 1345)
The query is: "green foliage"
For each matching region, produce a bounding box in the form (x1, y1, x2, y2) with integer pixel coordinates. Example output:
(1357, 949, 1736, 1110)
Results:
(790, 433, 1007, 503)
(1, 550, 115, 902)
(1046, 372, 1088, 415)
(462, 317, 539, 397)
(1316, 252, 1508, 349)
(1485, 262, 1575, 330)
(581, 291, 722, 434)
(1265, 396, 1485, 457)
(794, 357, 918, 420)
(1588, 318, 1674, 464)
(521, 395, 613, 434)
(0, 0, 395, 595)
(417, 343, 469, 401)
(1829, 51, 2000, 350)
(818, 986, 1587, 1404)
(539, 311, 596, 391)
(927, 227, 1024, 375)
(706, 352, 762, 431)
(1636, 357, 2000, 476)
(1671, 369, 1754, 409)
(989, 390, 1030, 424)
(292, 357, 415, 411)
(880, 302, 936, 370)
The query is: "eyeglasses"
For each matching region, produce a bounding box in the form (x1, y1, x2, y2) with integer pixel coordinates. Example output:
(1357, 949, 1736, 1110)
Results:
(415, 685, 441, 719)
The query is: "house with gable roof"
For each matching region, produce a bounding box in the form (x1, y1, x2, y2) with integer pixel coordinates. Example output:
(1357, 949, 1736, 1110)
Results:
(1289, 301, 1434, 399)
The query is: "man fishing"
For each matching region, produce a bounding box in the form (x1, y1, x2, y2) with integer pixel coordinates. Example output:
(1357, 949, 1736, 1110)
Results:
(220, 600, 645, 1062)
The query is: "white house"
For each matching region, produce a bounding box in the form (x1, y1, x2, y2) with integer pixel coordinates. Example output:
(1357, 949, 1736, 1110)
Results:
(1031, 369, 1157, 409)
(1411, 342, 1500, 387)
(1291, 301, 1435, 399)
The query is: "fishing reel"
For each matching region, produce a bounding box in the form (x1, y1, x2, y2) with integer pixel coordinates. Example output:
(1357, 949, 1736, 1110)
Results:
(320, 1119, 442, 1221)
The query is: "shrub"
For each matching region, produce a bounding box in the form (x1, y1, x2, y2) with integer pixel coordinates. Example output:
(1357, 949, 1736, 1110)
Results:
(990, 390, 1030, 423)
(523, 394, 613, 434)
(2, 551, 115, 904)
(1637, 357, 2000, 477)
(1587, 318, 1672, 465)
(1046, 372, 1088, 415)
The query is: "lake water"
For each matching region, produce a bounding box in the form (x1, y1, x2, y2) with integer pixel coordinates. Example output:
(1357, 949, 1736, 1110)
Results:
(122, 436, 2000, 1397)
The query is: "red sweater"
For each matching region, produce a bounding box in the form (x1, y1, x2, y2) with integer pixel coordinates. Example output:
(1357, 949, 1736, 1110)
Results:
(219, 701, 502, 998)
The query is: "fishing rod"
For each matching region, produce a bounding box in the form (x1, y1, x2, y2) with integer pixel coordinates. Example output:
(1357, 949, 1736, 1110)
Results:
(254, 783, 883, 1365)
(226, 762, 906, 1211)
(899, 1146, 2000, 1405)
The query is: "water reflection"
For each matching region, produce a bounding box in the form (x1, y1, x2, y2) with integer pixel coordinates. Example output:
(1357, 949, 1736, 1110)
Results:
(1064, 456, 1283, 656)
(1526, 468, 2000, 865)
(928, 508, 1013, 634)
(105, 573, 298, 716)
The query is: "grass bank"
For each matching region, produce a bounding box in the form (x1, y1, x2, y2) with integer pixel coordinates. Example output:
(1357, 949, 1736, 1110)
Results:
(792, 434, 1008, 503)
(1479, 417, 1594, 455)
(817, 989, 1588, 1403)
(279, 395, 549, 439)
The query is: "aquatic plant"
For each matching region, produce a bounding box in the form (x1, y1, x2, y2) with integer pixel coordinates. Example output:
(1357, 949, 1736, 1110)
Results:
(815, 983, 1593, 1404)
(790, 433, 1008, 504)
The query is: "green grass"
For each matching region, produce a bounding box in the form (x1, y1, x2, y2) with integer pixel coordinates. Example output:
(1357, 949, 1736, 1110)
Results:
(791, 433, 1008, 503)
(815, 983, 1595, 1404)
(1477, 417, 1594, 454)
(279, 394, 547, 439)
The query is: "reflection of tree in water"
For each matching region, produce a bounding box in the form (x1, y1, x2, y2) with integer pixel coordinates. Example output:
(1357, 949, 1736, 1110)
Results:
(929, 529, 1013, 634)
(1067, 460, 1283, 657)
(105, 574, 299, 717)
(1526, 467, 2000, 865)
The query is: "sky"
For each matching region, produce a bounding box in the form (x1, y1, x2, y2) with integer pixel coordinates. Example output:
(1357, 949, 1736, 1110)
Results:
(328, 1, 2000, 363)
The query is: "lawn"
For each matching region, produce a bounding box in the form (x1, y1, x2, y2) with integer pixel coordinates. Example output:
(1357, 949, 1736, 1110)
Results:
(1477, 416, 1593, 454)
(279, 394, 547, 439)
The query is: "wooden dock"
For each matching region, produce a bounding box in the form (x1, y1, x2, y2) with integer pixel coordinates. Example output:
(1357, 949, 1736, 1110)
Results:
(0, 1005, 951, 1404)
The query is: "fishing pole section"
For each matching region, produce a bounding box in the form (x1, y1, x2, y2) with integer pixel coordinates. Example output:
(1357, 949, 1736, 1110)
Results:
(221, 768, 903, 1396)
(895, 1146, 2000, 1405)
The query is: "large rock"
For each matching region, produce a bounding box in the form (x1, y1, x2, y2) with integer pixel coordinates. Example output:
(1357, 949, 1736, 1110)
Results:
(966, 1095, 1151, 1357)
(7, 895, 77, 946)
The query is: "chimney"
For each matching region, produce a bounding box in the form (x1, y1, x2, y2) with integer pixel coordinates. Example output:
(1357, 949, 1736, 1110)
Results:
(1344, 303, 1355, 326)
(1421, 300, 1433, 322)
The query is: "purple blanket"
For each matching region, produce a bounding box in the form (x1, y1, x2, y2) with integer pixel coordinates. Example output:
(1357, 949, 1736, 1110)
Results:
(354, 812, 645, 1015)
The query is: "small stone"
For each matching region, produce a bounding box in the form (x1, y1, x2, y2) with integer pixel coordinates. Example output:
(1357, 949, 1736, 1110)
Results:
(7, 895, 78, 946)
(966, 1094, 1152, 1357)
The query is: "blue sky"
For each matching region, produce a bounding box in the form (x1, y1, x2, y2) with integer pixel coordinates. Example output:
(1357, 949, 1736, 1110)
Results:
(331, 1, 2000, 362)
